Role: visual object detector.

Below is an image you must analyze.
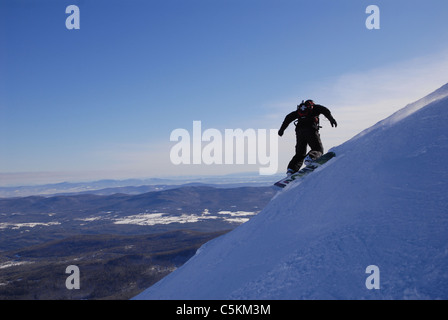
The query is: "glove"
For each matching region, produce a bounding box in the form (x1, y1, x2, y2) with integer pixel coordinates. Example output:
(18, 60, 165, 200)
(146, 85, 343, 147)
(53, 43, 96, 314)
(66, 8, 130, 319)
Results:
(278, 129, 284, 137)
(330, 118, 337, 128)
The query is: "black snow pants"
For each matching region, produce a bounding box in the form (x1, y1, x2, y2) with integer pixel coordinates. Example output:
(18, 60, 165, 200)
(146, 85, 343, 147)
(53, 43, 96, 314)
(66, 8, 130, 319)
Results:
(287, 128, 324, 172)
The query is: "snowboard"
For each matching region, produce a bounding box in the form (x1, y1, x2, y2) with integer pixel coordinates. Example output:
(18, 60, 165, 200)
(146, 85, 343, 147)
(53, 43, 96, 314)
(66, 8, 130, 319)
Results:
(274, 151, 336, 189)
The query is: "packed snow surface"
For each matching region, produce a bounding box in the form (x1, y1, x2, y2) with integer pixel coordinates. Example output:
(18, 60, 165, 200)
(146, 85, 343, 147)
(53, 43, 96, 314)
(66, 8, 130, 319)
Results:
(134, 84, 448, 300)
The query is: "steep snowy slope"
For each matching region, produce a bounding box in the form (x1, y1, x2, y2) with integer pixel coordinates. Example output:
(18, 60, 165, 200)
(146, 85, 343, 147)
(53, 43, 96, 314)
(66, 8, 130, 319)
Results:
(134, 84, 448, 300)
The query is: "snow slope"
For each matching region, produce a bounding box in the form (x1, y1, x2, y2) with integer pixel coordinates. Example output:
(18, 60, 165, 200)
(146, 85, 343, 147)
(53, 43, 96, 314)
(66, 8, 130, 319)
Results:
(134, 84, 448, 300)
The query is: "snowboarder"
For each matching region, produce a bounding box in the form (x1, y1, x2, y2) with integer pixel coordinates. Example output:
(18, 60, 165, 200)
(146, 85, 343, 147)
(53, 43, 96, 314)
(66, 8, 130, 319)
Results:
(278, 99, 337, 175)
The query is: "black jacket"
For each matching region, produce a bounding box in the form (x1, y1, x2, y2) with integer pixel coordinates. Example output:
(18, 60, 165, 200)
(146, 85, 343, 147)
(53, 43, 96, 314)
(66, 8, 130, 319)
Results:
(279, 104, 336, 134)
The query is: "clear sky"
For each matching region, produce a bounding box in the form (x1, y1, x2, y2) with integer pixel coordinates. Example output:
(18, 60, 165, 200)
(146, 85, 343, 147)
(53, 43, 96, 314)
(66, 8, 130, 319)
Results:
(1, 0, 448, 186)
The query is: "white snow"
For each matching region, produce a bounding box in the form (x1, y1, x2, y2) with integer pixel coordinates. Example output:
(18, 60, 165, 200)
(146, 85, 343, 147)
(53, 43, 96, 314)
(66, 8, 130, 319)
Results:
(0, 260, 34, 270)
(113, 213, 218, 226)
(0, 221, 61, 230)
(134, 83, 448, 300)
(112, 211, 257, 226)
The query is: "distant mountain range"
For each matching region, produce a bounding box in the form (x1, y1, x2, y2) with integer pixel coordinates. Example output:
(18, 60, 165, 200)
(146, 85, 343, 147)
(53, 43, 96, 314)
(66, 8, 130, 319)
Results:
(0, 173, 281, 198)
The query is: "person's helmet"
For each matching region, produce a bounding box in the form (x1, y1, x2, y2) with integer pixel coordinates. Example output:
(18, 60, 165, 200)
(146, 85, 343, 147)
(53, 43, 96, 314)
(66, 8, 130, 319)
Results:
(304, 99, 314, 107)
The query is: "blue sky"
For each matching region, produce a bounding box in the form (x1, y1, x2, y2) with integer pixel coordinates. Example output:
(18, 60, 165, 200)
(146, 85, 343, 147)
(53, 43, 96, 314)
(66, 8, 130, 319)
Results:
(1, 0, 448, 186)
